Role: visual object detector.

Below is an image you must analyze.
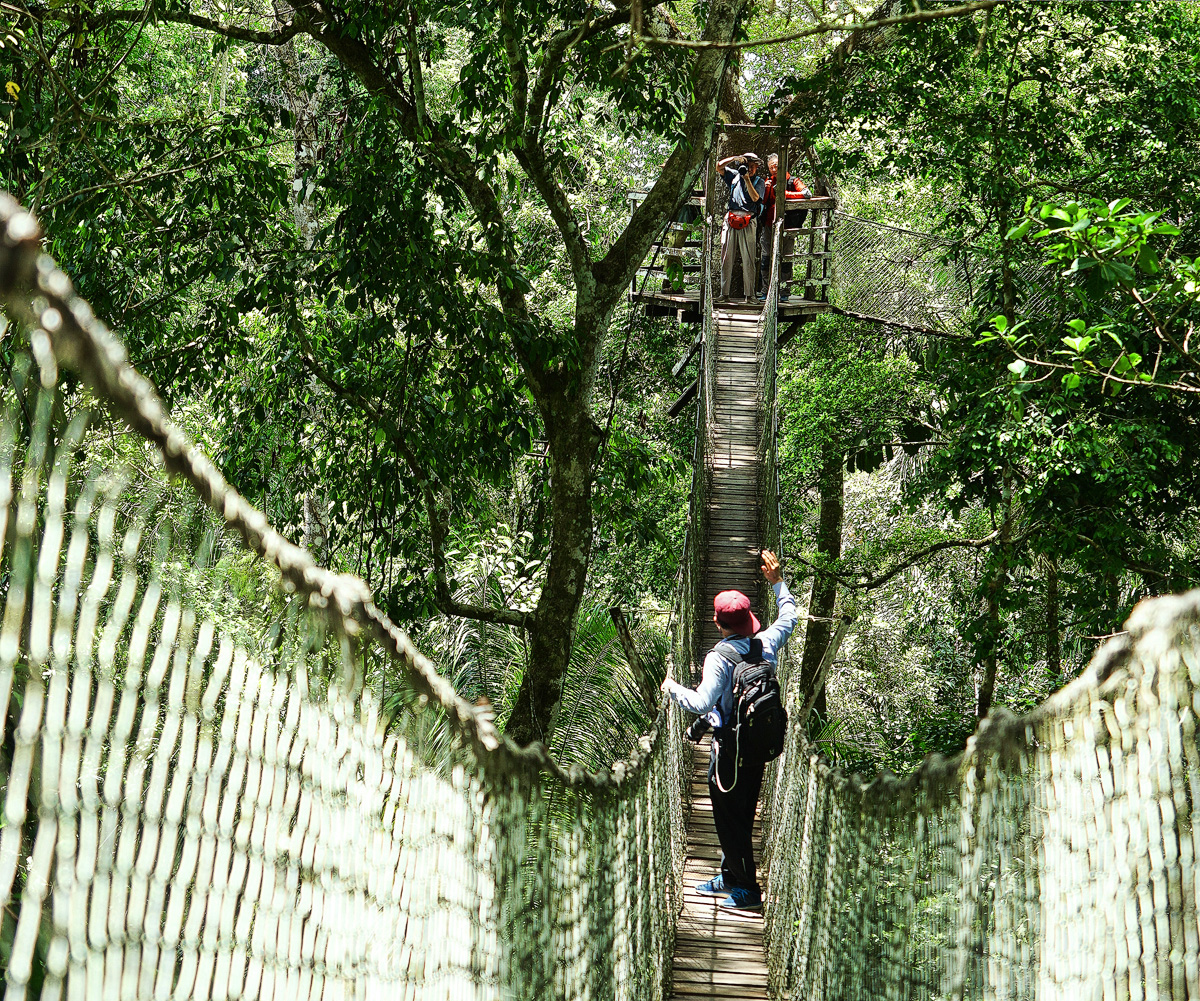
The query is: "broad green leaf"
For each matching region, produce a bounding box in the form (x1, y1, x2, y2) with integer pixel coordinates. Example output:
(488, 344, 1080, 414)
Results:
(1006, 218, 1034, 241)
(1007, 359, 1027, 376)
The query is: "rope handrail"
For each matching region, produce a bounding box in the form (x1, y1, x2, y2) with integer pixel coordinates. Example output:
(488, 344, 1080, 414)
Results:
(0, 190, 688, 999)
(837, 211, 977, 246)
(0, 191, 669, 796)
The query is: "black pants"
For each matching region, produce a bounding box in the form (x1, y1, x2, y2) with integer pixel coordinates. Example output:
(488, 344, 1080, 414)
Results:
(708, 733, 765, 891)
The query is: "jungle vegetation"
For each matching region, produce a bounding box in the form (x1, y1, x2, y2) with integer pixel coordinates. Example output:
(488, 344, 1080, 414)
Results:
(2, 0, 1197, 770)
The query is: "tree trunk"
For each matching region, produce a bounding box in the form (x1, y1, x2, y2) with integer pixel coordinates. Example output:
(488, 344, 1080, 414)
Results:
(1045, 556, 1061, 688)
(274, 10, 333, 562)
(276, 0, 748, 745)
(975, 468, 1012, 719)
(505, 404, 603, 745)
(797, 445, 843, 719)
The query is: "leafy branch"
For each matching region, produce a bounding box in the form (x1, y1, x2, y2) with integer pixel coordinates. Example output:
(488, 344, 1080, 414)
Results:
(295, 332, 533, 631)
(791, 527, 1006, 592)
(980, 197, 1200, 397)
(634, 0, 1010, 51)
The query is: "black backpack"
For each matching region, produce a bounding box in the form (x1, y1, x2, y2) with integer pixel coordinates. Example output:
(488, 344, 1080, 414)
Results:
(715, 638, 788, 767)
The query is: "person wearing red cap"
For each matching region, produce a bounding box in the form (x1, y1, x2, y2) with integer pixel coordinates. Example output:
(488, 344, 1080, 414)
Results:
(660, 550, 799, 910)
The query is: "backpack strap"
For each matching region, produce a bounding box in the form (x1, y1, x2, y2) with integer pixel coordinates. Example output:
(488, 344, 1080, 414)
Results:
(714, 638, 764, 665)
(713, 641, 742, 666)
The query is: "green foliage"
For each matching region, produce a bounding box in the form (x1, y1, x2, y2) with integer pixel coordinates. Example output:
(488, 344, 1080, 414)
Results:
(983, 196, 1199, 396)
(774, 3, 1200, 773)
(778, 314, 920, 487)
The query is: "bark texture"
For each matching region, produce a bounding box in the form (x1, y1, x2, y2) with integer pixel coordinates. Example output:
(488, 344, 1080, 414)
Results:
(797, 445, 844, 719)
(975, 468, 1012, 720)
(1045, 556, 1061, 687)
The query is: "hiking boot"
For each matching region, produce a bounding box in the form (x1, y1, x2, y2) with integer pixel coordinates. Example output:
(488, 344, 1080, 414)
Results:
(719, 886, 762, 910)
(694, 876, 727, 897)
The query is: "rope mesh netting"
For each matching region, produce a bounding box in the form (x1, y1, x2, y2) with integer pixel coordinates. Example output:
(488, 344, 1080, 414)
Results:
(830, 213, 1057, 332)
(0, 194, 686, 1000)
(760, 598, 1199, 1000)
(753, 222, 1199, 999)
(2, 184, 1198, 1001)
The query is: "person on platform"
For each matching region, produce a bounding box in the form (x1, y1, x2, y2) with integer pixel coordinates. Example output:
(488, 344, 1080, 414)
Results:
(757, 154, 811, 302)
(715, 153, 765, 302)
(660, 550, 799, 910)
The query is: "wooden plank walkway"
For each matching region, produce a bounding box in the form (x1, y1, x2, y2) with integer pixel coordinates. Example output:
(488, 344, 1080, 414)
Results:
(630, 288, 831, 321)
(670, 301, 771, 1000)
(672, 735, 769, 1000)
(701, 303, 764, 653)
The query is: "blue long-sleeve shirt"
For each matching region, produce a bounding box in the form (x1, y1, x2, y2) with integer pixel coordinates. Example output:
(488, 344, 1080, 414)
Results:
(664, 581, 799, 725)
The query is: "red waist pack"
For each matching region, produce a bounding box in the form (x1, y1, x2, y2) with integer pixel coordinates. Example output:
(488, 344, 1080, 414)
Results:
(726, 210, 754, 230)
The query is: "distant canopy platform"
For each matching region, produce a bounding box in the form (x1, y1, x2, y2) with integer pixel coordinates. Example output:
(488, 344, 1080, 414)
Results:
(627, 183, 838, 316)
(629, 126, 838, 313)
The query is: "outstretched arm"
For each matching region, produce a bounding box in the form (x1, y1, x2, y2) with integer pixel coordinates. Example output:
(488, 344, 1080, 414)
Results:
(661, 650, 730, 714)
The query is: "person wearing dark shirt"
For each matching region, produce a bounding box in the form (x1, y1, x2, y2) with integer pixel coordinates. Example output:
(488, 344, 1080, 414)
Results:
(716, 153, 765, 302)
(757, 154, 811, 302)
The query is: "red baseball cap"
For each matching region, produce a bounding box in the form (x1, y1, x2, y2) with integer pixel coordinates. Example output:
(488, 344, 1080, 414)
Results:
(713, 590, 761, 636)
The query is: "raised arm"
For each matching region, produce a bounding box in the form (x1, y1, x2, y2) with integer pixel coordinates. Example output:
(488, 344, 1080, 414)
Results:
(757, 550, 799, 655)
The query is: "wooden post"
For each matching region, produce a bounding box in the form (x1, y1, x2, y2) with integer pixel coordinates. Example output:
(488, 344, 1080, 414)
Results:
(776, 128, 787, 221)
(776, 125, 788, 301)
(609, 606, 659, 712)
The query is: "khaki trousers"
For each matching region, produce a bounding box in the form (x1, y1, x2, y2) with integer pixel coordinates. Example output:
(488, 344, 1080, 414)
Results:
(720, 217, 757, 299)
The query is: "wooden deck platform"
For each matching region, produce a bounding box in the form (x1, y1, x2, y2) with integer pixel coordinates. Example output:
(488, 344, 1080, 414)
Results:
(671, 735, 769, 1000)
(631, 289, 831, 321)
(669, 301, 772, 1000)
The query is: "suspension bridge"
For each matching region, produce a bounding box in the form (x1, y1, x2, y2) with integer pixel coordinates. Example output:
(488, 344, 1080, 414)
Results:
(0, 145, 1196, 1001)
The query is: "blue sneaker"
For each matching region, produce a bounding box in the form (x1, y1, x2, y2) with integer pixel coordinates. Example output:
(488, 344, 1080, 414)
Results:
(756, 291, 768, 301)
(720, 886, 762, 910)
(694, 876, 727, 897)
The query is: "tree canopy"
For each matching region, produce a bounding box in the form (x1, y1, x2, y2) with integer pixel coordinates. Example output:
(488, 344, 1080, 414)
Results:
(3, 0, 1198, 760)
